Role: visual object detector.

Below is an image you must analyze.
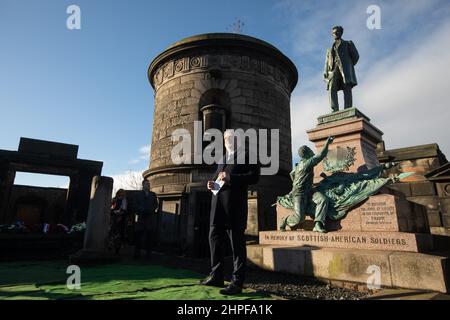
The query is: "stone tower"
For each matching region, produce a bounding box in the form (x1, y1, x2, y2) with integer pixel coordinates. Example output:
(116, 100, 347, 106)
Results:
(144, 33, 298, 256)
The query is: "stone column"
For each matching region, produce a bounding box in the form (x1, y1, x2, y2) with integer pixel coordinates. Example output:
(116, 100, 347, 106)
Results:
(0, 169, 15, 224)
(64, 174, 79, 225)
(83, 176, 113, 251)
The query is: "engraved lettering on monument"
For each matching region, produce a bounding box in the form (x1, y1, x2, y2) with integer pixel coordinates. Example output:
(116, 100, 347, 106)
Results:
(260, 230, 419, 252)
(358, 198, 398, 231)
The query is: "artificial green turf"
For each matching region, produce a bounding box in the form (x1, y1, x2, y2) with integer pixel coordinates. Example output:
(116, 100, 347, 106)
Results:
(0, 261, 271, 300)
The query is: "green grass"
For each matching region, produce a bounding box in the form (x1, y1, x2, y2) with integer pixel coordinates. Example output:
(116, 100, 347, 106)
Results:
(0, 261, 272, 300)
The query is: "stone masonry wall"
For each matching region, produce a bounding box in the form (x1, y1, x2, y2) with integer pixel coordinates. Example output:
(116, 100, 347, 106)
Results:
(149, 52, 294, 192)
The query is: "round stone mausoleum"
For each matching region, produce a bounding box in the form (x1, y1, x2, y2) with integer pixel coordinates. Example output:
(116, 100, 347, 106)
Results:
(144, 33, 298, 256)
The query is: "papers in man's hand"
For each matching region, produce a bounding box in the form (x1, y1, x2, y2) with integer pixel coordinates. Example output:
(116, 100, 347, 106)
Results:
(211, 179, 225, 195)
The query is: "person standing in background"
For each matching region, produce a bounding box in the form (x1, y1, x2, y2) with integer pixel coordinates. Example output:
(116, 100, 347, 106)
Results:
(134, 180, 158, 260)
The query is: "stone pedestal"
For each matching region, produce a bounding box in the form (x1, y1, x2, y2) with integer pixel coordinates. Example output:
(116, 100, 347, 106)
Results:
(306, 108, 383, 183)
(276, 194, 430, 234)
(251, 108, 450, 293)
(247, 245, 450, 293)
(273, 192, 432, 253)
(250, 187, 450, 292)
(70, 176, 118, 265)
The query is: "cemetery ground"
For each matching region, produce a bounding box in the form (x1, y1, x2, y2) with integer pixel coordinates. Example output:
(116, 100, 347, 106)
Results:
(2, 248, 448, 300)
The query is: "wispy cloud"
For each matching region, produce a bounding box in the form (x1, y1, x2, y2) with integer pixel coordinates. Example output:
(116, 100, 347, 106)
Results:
(129, 144, 151, 164)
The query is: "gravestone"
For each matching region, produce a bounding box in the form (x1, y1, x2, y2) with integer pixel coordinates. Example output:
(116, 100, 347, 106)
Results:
(83, 176, 113, 250)
(70, 176, 119, 265)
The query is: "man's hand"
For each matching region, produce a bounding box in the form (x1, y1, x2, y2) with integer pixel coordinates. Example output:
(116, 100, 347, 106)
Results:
(327, 136, 335, 144)
(207, 181, 215, 190)
(217, 172, 227, 181)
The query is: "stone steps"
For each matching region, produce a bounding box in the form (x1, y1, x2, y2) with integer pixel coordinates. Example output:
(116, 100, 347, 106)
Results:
(247, 244, 450, 293)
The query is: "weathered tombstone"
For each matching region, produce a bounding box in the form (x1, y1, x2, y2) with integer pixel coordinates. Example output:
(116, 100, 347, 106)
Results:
(70, 176, 119, 265)
(84, 176, 113, 250)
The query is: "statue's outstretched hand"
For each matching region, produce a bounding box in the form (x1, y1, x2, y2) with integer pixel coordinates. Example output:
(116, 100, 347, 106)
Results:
(327, 136, 335, 143)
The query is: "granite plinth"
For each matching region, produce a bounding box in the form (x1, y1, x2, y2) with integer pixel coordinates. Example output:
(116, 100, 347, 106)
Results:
(276, 193, 429, 233)
(317, 108, 370, 125)
(306, 108, 383, 183)
(247, 244, 450, 293)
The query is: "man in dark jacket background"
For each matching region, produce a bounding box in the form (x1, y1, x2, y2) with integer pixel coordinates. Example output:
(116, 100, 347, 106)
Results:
(134, 180, 158, 260)
(200, 130, 260, 295)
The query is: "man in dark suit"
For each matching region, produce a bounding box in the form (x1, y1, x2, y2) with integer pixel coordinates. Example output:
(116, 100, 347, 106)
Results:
(134, 180, 158, 260)
(200, 130, 260, 295)
(323, 25, 359, 112)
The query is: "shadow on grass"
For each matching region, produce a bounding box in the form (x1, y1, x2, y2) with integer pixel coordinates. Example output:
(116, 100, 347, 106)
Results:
(0, 261, 271, 300)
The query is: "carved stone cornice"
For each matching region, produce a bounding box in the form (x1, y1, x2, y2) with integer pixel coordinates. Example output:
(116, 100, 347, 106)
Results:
(148, 33, 298, 93)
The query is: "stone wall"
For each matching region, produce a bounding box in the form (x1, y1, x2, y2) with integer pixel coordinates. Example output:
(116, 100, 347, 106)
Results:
(148, 55, 294, 192)
(5, 185, 67, 227)
(378, 143, 450, 234)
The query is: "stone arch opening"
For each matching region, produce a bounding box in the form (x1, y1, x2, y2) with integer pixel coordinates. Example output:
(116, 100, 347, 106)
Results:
(0, 138, 103, 226)
(198, 89, 231, 133)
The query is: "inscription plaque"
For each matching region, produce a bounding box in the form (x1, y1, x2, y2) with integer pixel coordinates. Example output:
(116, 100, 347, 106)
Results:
(259, 230, 432, 253)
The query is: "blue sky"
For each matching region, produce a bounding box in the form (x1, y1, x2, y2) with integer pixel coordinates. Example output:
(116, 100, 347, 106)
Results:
(1, 0, 449, 189)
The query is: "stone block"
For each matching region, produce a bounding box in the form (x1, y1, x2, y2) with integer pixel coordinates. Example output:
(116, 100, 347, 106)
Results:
(309, 247, 393, 287)
(407, 196, 440, 211)
(430, 227, 450, 237)
(389, 252, 449, 293)
(242, 88, 253, 97)
(247, 244, 263, 267)
(246, 97, 259, 107)
(255, 246, 394, 287)
(436, 182, 450, 198)
(180, 73, 203, 83)
(427, 210, 442, 227)
(18, 137, 78, 159)
(246, 198, 259, 237)
(442, 215, 450, 228)
(307, 114, 383, 182)
(277, 194, 429, 233)
(439, 198, 450, 215)
(228, 88, 242, 98)
(410, 181, 436, 197)
(387, 183, 412, 197)
(247, 244, 450, 293)
(230, 96, 246, 105)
